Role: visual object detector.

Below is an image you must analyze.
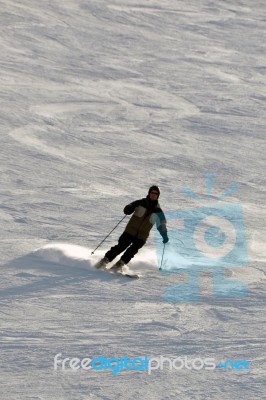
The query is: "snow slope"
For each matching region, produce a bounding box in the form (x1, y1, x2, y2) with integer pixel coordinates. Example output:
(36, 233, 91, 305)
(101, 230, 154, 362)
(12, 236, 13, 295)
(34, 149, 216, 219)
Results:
(0, 0, 265, 399)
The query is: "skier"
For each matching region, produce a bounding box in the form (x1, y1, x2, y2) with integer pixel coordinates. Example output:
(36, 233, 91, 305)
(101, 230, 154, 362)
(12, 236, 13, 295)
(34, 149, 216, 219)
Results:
(97, 185, 169, 272)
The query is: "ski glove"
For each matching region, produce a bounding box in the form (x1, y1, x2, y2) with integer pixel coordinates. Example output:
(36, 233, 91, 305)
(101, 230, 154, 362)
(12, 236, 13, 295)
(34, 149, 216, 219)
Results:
(124, 203, 137, 215)
(162, 233, 169, 244)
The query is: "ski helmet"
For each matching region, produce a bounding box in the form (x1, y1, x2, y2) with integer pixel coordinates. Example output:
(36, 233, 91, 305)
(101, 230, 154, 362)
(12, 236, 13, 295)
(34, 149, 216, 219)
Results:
(148, 185, 160, 197)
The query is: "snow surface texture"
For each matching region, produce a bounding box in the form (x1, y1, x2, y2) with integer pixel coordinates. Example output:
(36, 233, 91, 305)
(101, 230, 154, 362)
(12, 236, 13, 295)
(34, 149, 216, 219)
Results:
(1, 0, 265, 399)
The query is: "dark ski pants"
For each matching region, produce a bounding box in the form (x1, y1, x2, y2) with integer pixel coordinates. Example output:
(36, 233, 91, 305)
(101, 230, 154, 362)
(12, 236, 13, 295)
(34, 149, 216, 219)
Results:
(105, 232, 145, 264)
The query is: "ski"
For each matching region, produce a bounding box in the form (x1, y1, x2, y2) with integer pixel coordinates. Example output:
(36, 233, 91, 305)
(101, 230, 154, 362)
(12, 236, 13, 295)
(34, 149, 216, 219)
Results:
(111, 270, 140, 279)
(93, 263, 140, 279)
(104, 267, 140, 279)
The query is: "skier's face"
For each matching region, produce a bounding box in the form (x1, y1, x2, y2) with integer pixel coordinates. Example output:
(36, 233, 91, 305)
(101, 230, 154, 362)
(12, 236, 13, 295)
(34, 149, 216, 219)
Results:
(149, 190, 159, 200)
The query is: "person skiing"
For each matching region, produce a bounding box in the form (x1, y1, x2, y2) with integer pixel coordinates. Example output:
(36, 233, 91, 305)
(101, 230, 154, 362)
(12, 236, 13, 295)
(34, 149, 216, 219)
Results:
(96, 185, 169, 272)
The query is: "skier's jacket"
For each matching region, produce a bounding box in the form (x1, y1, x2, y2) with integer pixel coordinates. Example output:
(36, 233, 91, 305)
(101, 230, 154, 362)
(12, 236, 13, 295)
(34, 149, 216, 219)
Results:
(123, 196, 167, 242)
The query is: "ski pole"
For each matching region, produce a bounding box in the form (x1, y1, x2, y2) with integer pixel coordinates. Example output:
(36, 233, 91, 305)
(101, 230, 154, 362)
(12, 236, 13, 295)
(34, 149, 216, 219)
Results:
(91, 215, 127, 255)
(159, 243, 166, 270)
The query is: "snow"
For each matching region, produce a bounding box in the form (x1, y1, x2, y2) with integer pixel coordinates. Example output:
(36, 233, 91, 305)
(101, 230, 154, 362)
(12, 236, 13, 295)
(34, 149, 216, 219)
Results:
(1, 0, 265, 399)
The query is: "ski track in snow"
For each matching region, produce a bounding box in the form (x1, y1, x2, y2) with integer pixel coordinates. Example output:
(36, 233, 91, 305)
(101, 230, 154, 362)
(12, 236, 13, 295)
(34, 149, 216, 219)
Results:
(1, 0, 266, 399)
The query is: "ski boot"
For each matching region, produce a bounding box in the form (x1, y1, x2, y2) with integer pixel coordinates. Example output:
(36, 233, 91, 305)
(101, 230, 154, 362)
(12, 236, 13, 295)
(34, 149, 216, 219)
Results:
(109, 259, 125, 273)
(95, 256, 109, 269)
